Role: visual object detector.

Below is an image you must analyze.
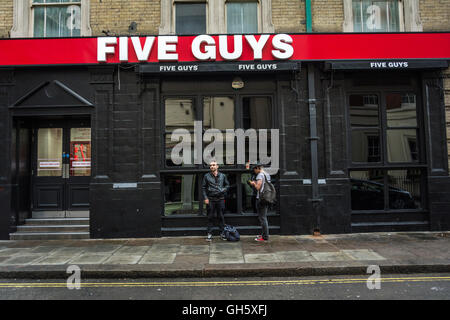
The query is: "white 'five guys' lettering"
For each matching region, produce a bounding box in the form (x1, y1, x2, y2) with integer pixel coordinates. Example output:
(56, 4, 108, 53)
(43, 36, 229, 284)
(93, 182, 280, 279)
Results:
(98, 34, 294, 62)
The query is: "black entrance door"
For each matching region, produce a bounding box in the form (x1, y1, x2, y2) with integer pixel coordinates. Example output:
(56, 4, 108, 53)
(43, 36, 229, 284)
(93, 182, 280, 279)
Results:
(32, 119, 91, 212)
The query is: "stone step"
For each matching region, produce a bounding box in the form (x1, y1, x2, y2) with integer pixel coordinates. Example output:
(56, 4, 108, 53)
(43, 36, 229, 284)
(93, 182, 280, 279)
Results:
(17, 225, 89, 233)
(9, 232, 90, 240)
(162, 213, 280, 228)
(24, 218, 89, 226)
(351, 221, 430, 233)
(161, 225, 280, 237)
(32, 211, 89, 218)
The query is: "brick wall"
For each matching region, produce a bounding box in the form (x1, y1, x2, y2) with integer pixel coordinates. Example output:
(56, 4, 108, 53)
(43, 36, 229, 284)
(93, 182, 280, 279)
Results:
(90, 0, 160, 36)
(420, 0, 450, 31)
(0, 1, 13, 38)
(272, 0, 306, 33)
(443, 68, 450, 171)
(312, 0, 344, 32)
(419, 0, 450, 171)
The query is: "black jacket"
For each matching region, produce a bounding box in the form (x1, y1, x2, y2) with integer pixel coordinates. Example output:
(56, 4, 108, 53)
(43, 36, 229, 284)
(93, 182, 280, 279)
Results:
(202, 172, 230, 201)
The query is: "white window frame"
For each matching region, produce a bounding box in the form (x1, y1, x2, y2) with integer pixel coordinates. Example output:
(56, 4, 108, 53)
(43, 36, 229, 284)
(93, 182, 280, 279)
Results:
(11, 0, 92, 38)
(343, 0, 423, 32)
(225, 0, 261, 34)
(160, 0, 274, 35)
(173, 0, 209, 34)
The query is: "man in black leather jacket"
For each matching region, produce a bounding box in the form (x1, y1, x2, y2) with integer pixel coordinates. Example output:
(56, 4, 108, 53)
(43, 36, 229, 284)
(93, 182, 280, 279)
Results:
(202, 160, 230, 241)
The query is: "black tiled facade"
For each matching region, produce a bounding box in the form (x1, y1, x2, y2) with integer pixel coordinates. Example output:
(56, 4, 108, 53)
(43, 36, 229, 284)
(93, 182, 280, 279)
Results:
(1, 63, 449, 239)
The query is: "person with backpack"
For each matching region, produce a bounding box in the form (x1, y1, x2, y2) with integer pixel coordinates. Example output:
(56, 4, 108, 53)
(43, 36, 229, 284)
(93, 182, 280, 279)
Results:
(249, 163, 274, 242)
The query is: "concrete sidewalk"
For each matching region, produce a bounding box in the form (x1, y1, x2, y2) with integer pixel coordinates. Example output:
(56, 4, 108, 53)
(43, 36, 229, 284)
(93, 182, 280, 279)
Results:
(0, 231, 449, 279)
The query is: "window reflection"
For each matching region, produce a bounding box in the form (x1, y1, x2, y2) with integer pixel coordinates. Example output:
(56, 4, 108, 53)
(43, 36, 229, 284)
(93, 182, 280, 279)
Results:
(175, 3, 206, 35)
(165, 98, 195, 132)
(387, 129, 418, 163)
(351, 130, 380, 163)
(386, 93, 417, 127)
(164, 174, 199, 215)
(224, 174, 238, 214)
(350, 170, 385, 210)
(165, 133, 197, 167)
(227, 2, 258, 34)
(351, 169, 421, 211)
(352, 0, 400, 32)
(243, 97, 272, 130)
(37, 128, 62, 177)
(203, 97, 235, 130)
(387, 169, 420, 209)
(242, 172, 257, 213)
(349, 94, 379, 127)
(70, 128, 91, 177)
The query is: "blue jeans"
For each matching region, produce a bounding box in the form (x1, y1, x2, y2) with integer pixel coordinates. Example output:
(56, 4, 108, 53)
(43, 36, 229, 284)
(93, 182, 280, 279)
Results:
(257, 199, 269, 240)
(207, 200, 225, 235)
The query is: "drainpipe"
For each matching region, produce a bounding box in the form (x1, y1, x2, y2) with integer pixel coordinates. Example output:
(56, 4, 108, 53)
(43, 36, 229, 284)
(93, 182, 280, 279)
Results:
(305, 0, 313, 33)
(305, 0, 321, 234)
(307, 64, 321, 234)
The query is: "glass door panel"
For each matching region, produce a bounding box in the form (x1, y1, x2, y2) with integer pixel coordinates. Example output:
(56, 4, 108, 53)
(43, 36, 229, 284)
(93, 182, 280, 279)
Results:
(70, 128, 91, 176)
(37, 128, 63, 177)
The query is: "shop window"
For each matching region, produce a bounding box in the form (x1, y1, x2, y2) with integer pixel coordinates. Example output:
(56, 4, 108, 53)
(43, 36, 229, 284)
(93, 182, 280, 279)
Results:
(349, 91, 424, 211)
(243, 96, 272, 130)
(203, 97, 235, 130)
(343, 0, 423, 32)
(164, 98, 197, 167)
(350, 169, 422, 211)
(349, 92, 420, 165)
(164, 174, 200, 215)
(349, 94, 381, 163)
(241, 96, 273, 166)
(162, 172, 277, 215)
(349, 94, 380, 127)
(386, 93, 417, 127)
(11, 0, 91, 37)
(227, 1, 258, 34)
(175, 2, 206, 35)
(387, 169, 421, 209)
(350, 170, 385, 210)
(351, 130, 380, 163)
(162, 94, 278, 215)
(386, 129, 418, 163)
(386, 93, 418, 163)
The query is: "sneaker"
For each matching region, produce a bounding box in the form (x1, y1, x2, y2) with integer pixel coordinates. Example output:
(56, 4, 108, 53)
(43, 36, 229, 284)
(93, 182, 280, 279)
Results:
(255, 235, 267, 242)
(206, 233, 213, 241)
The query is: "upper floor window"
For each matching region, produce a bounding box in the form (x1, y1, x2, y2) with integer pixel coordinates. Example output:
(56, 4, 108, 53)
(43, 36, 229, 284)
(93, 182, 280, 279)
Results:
(352, 0, 401, 32)
(343, 0, 423, 32)
(11, 0, 91, 38)
(32, 0, 81, 37)
(160, 0, 274, 34)
(227, 1, 258, 34)
(175, 2, 206, 35)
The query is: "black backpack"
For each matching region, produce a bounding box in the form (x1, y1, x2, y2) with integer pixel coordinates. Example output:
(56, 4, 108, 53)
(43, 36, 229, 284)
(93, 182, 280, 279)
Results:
(260, 173, 276, 204)
(222, 225, 240, 242)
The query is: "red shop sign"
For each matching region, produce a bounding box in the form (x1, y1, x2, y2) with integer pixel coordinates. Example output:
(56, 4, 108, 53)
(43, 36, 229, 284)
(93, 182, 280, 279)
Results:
(0, 33, 449, 66)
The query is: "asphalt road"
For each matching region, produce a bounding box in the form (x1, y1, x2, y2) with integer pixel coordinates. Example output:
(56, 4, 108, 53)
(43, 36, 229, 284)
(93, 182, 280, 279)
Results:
(0, 273, 449, 300)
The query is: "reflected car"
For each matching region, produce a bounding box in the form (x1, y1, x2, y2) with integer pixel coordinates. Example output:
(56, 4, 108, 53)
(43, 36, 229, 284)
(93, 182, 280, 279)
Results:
(351, 179, 416, 210)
